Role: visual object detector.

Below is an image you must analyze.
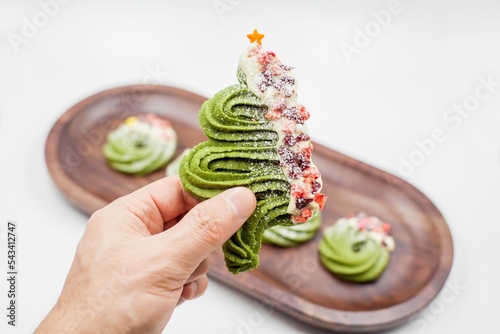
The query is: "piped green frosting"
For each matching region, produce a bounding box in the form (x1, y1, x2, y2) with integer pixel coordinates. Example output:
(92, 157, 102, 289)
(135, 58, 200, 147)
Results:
(263, 212, 321, 247)
(103, 115, 177, 175)
(179, 84, 293, 274)
(318, 217, 392, 283)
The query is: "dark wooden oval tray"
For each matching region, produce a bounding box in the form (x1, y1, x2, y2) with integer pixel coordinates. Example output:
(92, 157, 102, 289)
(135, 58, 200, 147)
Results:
(45, 85, 453, 332)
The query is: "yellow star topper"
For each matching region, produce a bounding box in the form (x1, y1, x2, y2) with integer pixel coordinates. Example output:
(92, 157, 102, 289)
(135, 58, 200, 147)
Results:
(247, 29, 264, 45)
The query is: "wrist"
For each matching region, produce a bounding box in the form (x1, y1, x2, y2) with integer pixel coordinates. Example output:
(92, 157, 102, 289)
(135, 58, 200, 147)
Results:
(35, 299, 103, 334)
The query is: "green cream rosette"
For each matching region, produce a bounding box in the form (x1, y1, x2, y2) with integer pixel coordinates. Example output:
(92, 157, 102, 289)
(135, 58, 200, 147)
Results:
(318, 216, 394, 283)
(262, 212, 321, 247)
(103, 114, 177, 175)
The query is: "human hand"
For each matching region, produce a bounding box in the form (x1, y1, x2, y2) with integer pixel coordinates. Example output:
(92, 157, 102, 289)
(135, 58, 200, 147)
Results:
(35, 176, 256, 334)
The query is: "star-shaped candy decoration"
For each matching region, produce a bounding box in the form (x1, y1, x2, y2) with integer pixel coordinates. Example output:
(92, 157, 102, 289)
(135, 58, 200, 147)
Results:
(247, 29, 264, 45)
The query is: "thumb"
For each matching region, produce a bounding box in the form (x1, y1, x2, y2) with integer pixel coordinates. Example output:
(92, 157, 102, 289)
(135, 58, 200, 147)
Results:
(159, 187, 256, 274)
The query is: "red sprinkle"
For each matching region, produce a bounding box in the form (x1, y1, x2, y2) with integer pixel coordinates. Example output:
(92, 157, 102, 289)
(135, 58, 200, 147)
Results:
(297, 105, 310, 122)
(303, 166, 320, 179)
(265, 109, 281, 120)
(296, 133, 310, 141)
(257, 51, 276, 67)
(282, 120, 296, 134)
(296, 197, 313, 210)
(283, 134, 296, 146)
(302, 208, 313, 219)
(314, 193, 327, 210)
(382, 223, 391, 233)
(293, 215, 307, 223)
(302, 144, 314, 159)
(272, 64, 285, 76)
(291, 184, 307, 198)
(311, 181, 321, 194)
(272, 97, 287, 112)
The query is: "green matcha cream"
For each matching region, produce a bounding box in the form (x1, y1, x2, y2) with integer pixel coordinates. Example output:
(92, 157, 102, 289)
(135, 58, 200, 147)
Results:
(103, 114, 177, 175)
(263, 212, 321, 247)
(319, 213, 395, 283)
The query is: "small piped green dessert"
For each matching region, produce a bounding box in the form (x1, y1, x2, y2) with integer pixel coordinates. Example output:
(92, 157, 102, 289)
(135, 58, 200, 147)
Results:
(263, 212, 321, 247)
(103, 114, 177, 175)
(319, 213, 395, 283)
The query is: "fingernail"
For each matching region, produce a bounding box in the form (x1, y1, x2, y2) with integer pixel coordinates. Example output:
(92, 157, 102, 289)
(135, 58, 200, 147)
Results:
(224, 188, 255, 219)
(189, 281, 199, 297)
(181, 281, 199, 302)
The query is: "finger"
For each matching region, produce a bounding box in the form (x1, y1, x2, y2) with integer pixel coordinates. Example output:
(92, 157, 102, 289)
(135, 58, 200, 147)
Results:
(154, 187, 256, 274)
(186, 258, 209, 283)
(180, 274, 208, 300)
(111, 176, 199, 235)
(163, 211, 189, 231)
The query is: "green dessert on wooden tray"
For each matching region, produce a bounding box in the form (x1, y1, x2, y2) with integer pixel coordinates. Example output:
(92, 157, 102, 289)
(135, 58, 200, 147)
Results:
(103, 114, 177, 175)
(319, 213, 395, 283)
(263, 212, 321, 247)
(179, 30, 326, 274)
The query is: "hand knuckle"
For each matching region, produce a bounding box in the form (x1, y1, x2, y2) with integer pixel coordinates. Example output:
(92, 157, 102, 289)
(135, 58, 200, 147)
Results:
(191, 209, 226, 243)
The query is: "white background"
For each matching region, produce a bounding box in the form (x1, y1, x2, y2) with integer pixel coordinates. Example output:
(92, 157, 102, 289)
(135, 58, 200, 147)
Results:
(1, 0, 499, 333)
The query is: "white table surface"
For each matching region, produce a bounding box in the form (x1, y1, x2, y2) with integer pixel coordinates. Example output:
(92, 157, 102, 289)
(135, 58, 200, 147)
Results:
(1, 0, 499, 333)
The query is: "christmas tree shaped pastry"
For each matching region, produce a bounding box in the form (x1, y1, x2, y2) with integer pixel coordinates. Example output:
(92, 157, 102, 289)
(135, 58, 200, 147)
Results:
(179, 30, 326, 274)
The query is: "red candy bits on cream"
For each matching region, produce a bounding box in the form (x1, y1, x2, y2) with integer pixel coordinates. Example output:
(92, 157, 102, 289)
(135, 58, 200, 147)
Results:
(238, 41, 326, 224)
